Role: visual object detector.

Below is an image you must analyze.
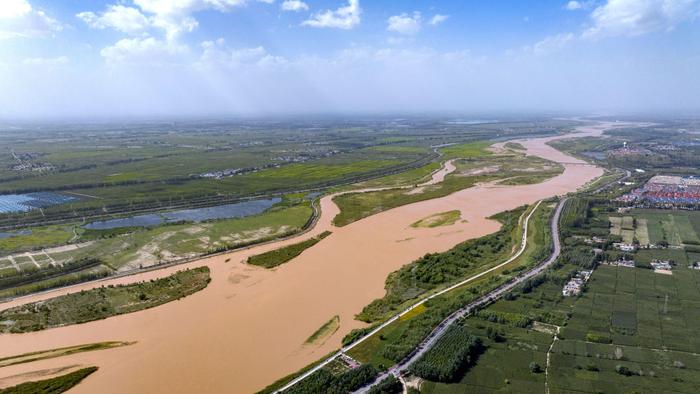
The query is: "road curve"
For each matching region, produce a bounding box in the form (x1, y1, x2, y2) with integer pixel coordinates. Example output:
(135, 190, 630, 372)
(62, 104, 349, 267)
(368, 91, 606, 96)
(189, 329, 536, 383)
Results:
(276, 197, 552, 393)
(353, 196, 568, 393)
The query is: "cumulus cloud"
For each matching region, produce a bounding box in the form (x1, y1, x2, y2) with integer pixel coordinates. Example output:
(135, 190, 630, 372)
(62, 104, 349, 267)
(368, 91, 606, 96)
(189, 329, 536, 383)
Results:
(77, 5, 150, 35)
(302, 0, 361, 29)
(0, 0, 62, 39)
(429, 14, 449, 26)
(583, 0, 700, 38)
(77, 0, 275, 64)
(101, 36, 188, 63)
(524, 32, 574, 54)
(281, 0, 308, 12)
(387, 12, 422, 35)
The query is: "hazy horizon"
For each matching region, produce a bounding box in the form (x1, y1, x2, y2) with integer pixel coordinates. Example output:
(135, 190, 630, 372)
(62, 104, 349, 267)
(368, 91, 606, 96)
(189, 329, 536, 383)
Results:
(1, 0, 699, 118)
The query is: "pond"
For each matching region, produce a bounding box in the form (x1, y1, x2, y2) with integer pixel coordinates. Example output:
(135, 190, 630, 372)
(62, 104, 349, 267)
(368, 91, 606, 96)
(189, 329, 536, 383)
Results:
(84, 198, 281, 230)
(0, 229, 32, 239)
(0, 192, 77, 214)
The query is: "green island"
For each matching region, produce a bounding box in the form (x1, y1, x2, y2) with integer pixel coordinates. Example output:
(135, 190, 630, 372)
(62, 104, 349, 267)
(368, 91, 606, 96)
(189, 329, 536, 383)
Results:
(410, 210, 462, 228)
(504, 141, 526, 151)
(305, 315, 341, 345)
(0, 367, 98, 394)
(248, 231, 332, 269)
(0, 267, 210, 333)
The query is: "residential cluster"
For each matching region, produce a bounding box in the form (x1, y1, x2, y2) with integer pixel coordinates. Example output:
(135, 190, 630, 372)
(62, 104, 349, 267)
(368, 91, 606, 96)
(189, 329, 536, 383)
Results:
(617, 175, 700, 207)
(562, 270, 593, 297)
(604, 258, 635, 268)
(650, 260, 673, 271)
(198, 150, 340, 179)
(10, 151, 55, 173)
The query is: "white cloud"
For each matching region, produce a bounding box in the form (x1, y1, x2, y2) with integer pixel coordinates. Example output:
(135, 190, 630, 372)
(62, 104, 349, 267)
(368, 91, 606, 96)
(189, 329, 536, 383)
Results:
(198, 39, 287, 68)
(23, 56, 69, 66)
(387, 12, 421, 35)
(583, 0, 700, 38)
(565, 1, 583, 10)
(524, 32, 574, 54)
(101, 36, 187, 63)
(565, 1, 594, 11)
(281, 0, 308, 12)
(429, 14, 449, 26)
(0, 0, 62, 39)
(77, 0, 271, 42)
(77, 5, 150, 35)
(302, 0, 361, 29)
(0, 0, 32, 19)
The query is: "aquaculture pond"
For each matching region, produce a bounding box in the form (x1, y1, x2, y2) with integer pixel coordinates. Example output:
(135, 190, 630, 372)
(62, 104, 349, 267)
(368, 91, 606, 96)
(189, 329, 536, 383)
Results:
(0, 192, 77, 214)
(84, 198, 282, 230)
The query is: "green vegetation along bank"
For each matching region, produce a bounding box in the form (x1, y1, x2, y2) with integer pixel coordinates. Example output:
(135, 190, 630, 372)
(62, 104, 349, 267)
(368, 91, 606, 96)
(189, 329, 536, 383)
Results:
(0, 267, 210, 333)
(0, 367, 98, 394)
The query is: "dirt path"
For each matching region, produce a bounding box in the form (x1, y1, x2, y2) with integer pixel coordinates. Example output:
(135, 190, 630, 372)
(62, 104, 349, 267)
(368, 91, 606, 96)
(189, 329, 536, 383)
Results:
(0, 122, 632, 393)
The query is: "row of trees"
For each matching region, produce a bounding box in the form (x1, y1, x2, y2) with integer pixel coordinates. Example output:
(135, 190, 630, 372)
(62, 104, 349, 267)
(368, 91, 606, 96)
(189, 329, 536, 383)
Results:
(284, 365, 378, 394)
(409, 325, 484, 382)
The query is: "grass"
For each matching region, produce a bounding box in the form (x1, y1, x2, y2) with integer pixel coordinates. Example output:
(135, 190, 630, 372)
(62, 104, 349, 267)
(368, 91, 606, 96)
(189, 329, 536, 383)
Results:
(0, 266, 210, 333)
(247, 231, 331, 269)
(410, 210, 462, 228)
(439, 141, 492, 160)
(353, 162, 442, 189)
(305, 315, 341, 345)
(0, 225, 78, 255)
(0, 366, 98, 394)
(0, 341, 133, 368)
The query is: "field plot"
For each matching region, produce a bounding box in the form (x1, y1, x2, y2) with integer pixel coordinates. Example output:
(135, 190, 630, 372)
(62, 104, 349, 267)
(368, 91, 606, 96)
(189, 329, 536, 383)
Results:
(626, 209, 700, 246)
(421, 273, 574, 394)
(550, 265, 700, 393)
(608, 216, 646, 244)
(421, 260, 700, 394)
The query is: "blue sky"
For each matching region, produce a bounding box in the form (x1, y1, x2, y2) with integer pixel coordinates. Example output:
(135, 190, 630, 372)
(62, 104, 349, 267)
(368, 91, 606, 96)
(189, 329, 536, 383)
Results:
(0, 0, 699, 118)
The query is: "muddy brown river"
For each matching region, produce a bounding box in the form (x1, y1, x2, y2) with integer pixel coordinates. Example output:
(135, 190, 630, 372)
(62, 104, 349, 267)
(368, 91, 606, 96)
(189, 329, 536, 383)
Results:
(0, 123, 627, 393)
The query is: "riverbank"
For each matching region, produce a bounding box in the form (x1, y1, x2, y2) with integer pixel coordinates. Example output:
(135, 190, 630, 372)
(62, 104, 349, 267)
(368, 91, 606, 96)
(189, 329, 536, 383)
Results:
(0, 122, 627, 393)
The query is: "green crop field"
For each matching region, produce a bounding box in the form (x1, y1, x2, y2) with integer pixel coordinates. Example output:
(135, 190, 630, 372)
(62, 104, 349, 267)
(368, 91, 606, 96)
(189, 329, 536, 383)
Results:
(627, 210, 700, 246)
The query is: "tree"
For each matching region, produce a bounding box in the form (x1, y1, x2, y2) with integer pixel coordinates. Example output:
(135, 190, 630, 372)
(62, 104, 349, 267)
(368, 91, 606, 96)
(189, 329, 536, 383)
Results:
(529, 362, 543, 373)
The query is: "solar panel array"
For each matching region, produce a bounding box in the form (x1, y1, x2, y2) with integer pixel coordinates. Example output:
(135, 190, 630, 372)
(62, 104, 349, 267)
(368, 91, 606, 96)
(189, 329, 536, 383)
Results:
(0, 193, 77, 214)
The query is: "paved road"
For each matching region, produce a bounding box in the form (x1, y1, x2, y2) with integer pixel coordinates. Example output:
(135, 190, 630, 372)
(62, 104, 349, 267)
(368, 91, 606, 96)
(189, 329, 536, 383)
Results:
(275, 198, 548, 393)
(354, 196, 568, 393)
